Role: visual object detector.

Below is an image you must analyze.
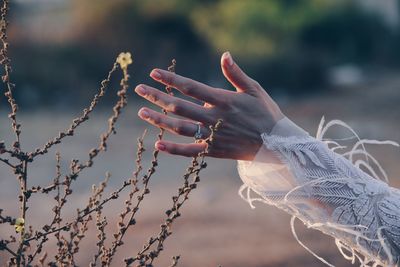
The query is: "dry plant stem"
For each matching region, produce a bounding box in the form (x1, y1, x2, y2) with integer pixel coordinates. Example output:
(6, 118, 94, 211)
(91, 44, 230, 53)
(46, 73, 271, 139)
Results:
(27, 61, 118, 196)
(125, 119, 223, 267)
(169, 255, 180, 267)
(24, 159, 143, 248)
(14, 160, 28, 267)
(28, 62, 119, 160)
(38, 252, 47, 267)
(89, 179, 109, 267)
(0, 8, 221, 264)
(28, 129, 147, 266)
(94, 131, 146, 266)
(66, 173, 110, 265)
(0, 210, 16, 225)
(0, 229, 18, 258)
(23, 171, 132, 259)
(0, 157, 16, 168)
(136, 158, 199, 266)
(0, 0, 22, 152)
(27, 62, 129, 264)
(63, 67, 131, 223)
(1, 242, 17, 258)
(90, 209, 107, 267)
(157, 59, 176, 148)
(104, 60, 176, 266)
(76, 130, 144, 229)
(0, 3, 27, 261)
(54, 153, 63, 262)
(26, 159, 77, 265)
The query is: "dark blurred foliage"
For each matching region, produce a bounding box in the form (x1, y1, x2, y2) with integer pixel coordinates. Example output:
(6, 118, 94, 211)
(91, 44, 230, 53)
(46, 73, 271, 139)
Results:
(3, 0, 400, 108)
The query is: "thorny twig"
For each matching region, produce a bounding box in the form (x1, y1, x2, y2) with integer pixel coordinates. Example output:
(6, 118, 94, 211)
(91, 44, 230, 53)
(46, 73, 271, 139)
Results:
(125, 119, 223, 267)
(89, 174, 112, 267)
(28, 63, 119, 160)
(27, 60, 130, 264)
(0, 0, 21, 153)
(169, 255, 181, 267)
(0, 5, 220, 265)
(104, 59, 177, 266)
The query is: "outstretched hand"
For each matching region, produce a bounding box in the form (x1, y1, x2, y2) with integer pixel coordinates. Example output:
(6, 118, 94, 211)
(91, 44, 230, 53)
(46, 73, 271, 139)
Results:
(135, 52, 284, 160)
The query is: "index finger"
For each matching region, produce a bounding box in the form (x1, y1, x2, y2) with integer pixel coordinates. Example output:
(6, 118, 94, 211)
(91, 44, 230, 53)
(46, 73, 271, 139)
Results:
(150, 68, 226, 105)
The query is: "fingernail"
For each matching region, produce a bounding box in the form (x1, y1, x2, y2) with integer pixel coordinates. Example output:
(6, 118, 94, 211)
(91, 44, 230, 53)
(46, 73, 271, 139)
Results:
(156, 142, 166, 151)
(138, 109, 150, 119)
(135, 85, 146, 96)
(223, 51, 233, 66)
(150, 69, 162, 80)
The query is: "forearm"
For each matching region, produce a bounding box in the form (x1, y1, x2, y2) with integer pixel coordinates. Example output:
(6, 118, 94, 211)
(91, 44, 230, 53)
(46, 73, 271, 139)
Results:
(238, 117, 400, 266)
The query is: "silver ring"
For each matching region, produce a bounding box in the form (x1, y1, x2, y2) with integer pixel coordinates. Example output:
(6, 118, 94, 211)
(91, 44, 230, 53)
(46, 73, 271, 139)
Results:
(194, 122, 203, 140)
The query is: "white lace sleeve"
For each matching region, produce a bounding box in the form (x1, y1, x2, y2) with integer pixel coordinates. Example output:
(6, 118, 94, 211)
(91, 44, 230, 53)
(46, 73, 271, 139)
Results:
(237, 117, 400, 267)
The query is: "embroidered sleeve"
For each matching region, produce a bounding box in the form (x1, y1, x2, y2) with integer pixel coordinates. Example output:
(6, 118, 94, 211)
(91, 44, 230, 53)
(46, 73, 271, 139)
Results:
(237, 117, 400, 266)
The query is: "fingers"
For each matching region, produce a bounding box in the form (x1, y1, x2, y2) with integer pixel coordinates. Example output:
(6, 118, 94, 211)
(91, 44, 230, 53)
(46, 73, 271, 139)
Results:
(155, 140, 208, 157)
(138, 108, 210, 138)
(220, 51, 261, 96)
(135, 84, 212, 123)
(150, 69, 226, 105)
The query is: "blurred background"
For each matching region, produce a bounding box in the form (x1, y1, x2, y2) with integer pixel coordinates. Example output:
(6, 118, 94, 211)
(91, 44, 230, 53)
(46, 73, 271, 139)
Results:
(1, 0, 400, 266)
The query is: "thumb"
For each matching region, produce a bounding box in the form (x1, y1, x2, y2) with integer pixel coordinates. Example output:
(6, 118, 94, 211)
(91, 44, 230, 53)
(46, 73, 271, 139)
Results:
(221, 51, 260, 95)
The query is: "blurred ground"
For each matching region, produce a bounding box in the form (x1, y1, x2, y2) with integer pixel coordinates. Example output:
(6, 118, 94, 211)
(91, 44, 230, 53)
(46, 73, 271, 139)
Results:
(0, 71, 399, 266)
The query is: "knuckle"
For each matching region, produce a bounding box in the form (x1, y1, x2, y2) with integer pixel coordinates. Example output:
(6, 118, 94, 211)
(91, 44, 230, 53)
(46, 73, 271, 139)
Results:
(204, 113, 218, 125)
(216, 96, 232, 109)
(165, 74, 174, 86)
(148, 92, 159, 103)
(173, 122, 185, 135)
(169, 103, 182, 114)
(181, 81, 193, 94)
(169, 144, 179, 155)
(252, 80, 262, 90)
(152, 115, 161, 125)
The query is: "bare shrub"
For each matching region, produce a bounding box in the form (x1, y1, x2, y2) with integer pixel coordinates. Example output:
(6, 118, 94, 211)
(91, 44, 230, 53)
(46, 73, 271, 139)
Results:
(0, 1, 221, 266)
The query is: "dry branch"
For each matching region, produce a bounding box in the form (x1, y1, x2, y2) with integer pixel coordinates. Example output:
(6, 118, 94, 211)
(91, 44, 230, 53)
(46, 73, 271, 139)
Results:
(0, 3, 219, 266)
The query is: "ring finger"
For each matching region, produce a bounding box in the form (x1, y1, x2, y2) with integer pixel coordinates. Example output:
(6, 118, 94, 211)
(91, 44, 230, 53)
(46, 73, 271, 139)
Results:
(138, 108, 210, 138)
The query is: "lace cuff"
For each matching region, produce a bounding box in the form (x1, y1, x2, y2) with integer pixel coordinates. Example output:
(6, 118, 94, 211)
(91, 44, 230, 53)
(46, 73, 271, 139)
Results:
(238, 117, 400, 266)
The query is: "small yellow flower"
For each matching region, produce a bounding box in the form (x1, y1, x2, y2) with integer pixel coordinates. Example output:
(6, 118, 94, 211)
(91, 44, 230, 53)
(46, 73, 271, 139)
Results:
(14, 217, 24, 233)
(117, 52, 133, 69)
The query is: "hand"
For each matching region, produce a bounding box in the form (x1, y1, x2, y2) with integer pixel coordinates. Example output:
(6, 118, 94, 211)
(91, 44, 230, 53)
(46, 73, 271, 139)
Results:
(135, 52, 284, 160)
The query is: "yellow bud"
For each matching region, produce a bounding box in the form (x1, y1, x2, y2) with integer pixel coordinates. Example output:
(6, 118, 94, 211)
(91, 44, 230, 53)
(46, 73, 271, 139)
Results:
(14, 217, 25, 233)
(117, 52, 133, 69)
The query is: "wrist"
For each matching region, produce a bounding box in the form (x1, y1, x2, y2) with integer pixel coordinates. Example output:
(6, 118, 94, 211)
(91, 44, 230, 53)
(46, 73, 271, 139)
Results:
(270, 117, 309, 137)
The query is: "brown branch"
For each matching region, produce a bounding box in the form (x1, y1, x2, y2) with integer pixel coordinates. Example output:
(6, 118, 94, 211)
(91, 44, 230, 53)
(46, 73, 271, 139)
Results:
(15, 159, 28, 266)
(0, 157, 16, 168)
(65, 173, 110, 264)
(0, 240, 18, 257)
(89, 198, 108, 267)
(169, 255, 180, 267)
(27, 60, 130, 264)
(0, 210, 16, 225)
(28, 62, 119, 159)
(0, 0, 21, 151)
(53, 152, 63, 265)
(104, 60, 176, 266)
(125, 119, 223, 266)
